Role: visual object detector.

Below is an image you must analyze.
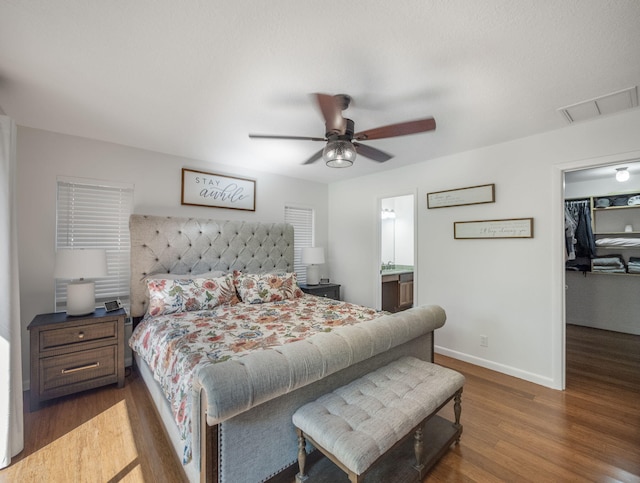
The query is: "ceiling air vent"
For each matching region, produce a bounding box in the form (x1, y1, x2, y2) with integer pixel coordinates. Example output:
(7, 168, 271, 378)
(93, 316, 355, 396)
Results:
(558, 86, 638, 124)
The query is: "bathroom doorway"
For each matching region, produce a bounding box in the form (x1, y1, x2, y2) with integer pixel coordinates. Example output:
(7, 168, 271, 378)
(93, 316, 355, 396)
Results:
(378, 194, 416, 312)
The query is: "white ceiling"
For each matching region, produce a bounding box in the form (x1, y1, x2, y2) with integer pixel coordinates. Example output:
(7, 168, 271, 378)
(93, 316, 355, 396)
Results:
(565, 160, 640, 183)
(2, 0, 640, 184)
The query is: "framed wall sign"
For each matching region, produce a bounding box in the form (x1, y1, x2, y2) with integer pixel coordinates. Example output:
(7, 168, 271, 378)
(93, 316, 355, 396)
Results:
(454, 218, 534, 239)
(427, 183, 495, 209)
(181, 168, 256, 211)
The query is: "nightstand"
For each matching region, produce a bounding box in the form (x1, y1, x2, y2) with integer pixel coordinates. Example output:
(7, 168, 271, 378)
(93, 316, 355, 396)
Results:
(299, 283, 341, 301)
(27, 307, 126, 411)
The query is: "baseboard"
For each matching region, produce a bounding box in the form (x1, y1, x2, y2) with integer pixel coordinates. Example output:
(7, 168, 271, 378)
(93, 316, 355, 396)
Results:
(435, 345, 558, 389)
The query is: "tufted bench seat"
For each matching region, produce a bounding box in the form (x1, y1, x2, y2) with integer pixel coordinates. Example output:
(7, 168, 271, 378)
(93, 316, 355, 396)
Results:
(292, 356, 464, 482)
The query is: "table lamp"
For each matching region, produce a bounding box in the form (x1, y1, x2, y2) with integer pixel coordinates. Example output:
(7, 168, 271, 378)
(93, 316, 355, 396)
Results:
(301, 247, 324, 285)
(54, 248, 108, 315)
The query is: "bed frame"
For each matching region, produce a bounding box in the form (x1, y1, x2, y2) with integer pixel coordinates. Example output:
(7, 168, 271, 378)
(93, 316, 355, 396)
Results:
(129, 214, 445, 482)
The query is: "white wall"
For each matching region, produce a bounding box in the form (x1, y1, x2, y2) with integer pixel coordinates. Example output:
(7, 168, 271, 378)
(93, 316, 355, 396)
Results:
(329, 108, 640, 389)
(16, 127, 329, 386)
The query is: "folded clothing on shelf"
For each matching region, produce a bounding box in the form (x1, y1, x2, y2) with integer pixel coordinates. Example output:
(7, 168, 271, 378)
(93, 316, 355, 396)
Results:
(628, 256, 640, 274)
(592, 255, 626, 273)
(595, 238, 640, 247)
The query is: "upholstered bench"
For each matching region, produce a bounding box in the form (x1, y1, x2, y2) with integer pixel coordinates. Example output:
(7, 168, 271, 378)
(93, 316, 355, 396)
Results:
(292, 356, 464, 482)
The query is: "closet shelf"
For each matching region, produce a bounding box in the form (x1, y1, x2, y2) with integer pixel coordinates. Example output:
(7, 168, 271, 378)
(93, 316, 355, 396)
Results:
(589, 271, 640, 277)
(593, 206, 640, 212)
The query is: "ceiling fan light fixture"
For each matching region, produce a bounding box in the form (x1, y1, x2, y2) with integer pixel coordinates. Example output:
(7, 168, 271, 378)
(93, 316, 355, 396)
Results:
(323, 139, 356, 168)
(248, 93, 436, 167)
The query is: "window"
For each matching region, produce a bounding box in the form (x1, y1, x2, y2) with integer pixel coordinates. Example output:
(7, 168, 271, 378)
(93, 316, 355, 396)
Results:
(55, 177, 134, 312)
(284, 205, 314, 283)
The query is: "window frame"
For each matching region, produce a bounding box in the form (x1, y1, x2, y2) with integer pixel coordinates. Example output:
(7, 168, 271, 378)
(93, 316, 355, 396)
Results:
(55, 176, 134, 312)
(284, 204, 315, 284)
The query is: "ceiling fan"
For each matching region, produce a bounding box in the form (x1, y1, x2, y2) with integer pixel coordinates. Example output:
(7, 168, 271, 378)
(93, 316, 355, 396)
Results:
(249, 93, 436, 168)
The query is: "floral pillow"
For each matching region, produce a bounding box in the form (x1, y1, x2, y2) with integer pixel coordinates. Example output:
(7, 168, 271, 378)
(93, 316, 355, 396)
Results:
(147, 275, 236, 316)
(234, 271, 304, 304)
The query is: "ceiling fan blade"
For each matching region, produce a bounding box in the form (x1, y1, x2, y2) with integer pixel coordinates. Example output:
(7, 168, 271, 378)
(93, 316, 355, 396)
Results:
(314, 93, 346, 135)
(302, 148, 324, 165)
(353, 142, 393, 162)
(249, 134, 326, 141)
(354, 117, 436, 141)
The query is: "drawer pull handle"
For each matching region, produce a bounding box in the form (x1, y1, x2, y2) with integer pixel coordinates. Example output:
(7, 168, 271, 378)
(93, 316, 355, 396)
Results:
(61, 362, 100, 374)
(78, 332, 85, 339)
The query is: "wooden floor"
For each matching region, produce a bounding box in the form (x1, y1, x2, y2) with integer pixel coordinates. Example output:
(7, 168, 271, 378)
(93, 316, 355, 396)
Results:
(1, 324, 639, 482)
(0, 367, 187, 483)
(427, 324, 640, 482)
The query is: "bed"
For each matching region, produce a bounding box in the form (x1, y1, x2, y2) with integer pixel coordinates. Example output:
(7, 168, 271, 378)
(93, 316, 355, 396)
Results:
(128, 214, 447, 482)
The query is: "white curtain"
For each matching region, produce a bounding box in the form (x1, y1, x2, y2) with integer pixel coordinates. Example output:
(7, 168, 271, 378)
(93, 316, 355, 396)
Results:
(0, 115, 23, 468)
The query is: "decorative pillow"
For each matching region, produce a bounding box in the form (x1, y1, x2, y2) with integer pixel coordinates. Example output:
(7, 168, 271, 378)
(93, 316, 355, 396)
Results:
(234, 271, 303, 304)
(147, 275, 235, 316)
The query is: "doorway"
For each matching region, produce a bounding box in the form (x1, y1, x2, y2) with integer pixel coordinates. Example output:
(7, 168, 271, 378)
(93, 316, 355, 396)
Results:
(561, 156, 640, 388)
(378, 194, 416, 312)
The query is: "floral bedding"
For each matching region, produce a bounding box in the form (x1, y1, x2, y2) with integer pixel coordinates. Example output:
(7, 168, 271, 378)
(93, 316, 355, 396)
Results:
(129, 294, 384, 463)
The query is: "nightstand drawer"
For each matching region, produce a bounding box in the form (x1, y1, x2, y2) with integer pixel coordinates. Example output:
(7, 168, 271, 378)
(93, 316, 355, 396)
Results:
(40, 345, 117, 393)
(40, 320, 118, 351)
(314, 288, 339, 298)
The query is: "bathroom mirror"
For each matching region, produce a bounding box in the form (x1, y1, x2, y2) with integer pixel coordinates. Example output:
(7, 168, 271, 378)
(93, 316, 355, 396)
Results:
(379, 194, 415, 312)
(380, 194, 414, 270)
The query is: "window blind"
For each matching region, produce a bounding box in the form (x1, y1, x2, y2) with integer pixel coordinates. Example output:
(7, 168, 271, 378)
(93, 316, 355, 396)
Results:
(284, 205, 314, 283)
(55, 178, 134, 312)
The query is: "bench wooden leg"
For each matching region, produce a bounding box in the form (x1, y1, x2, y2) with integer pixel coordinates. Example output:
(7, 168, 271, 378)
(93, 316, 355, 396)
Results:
(295, 428, 309, 482)
(454, 388, 463, 443)
(412, 425, 425, 476)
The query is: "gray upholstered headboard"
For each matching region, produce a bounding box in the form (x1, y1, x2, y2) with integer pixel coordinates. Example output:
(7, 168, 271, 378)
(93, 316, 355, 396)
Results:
(129, 214, 295, 318)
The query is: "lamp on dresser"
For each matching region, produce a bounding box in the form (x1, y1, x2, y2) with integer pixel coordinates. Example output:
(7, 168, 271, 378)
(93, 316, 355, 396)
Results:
(301, 247, 325, 285)
(54, 248, 108, 315)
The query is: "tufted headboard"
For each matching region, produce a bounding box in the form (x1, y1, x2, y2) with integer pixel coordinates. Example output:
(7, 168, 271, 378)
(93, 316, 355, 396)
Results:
(129, 214, 295, 318)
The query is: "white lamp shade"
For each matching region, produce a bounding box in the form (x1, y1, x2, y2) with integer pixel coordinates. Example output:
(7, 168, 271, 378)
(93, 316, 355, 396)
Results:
(300, 247, 325, 265)
(54, 248, 108, 280)
(301, 247, 324, 285)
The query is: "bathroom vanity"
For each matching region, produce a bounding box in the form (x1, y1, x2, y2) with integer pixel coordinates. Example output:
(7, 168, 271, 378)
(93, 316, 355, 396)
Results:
(381, 267, 414, 313)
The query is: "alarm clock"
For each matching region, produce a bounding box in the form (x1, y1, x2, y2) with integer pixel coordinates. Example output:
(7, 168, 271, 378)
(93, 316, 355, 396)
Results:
(104, 299, 123, 312)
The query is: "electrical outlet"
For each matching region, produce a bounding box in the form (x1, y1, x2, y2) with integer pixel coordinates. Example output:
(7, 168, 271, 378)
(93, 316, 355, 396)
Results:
(480, 335, 489, 347)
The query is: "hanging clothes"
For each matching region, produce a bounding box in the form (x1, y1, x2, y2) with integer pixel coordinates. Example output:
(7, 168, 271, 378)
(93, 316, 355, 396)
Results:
(565, 199, 595, 271)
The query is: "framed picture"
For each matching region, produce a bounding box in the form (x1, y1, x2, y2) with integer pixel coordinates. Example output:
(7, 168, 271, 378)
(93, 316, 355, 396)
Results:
(454, 218, 534, 239)
(181, 168, 256, 211)
(427, 183, 495, 209)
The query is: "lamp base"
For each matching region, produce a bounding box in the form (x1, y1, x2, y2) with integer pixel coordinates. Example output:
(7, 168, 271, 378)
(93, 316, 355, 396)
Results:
(306, 265, 321, 285)
(66, 280, 96, 316)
